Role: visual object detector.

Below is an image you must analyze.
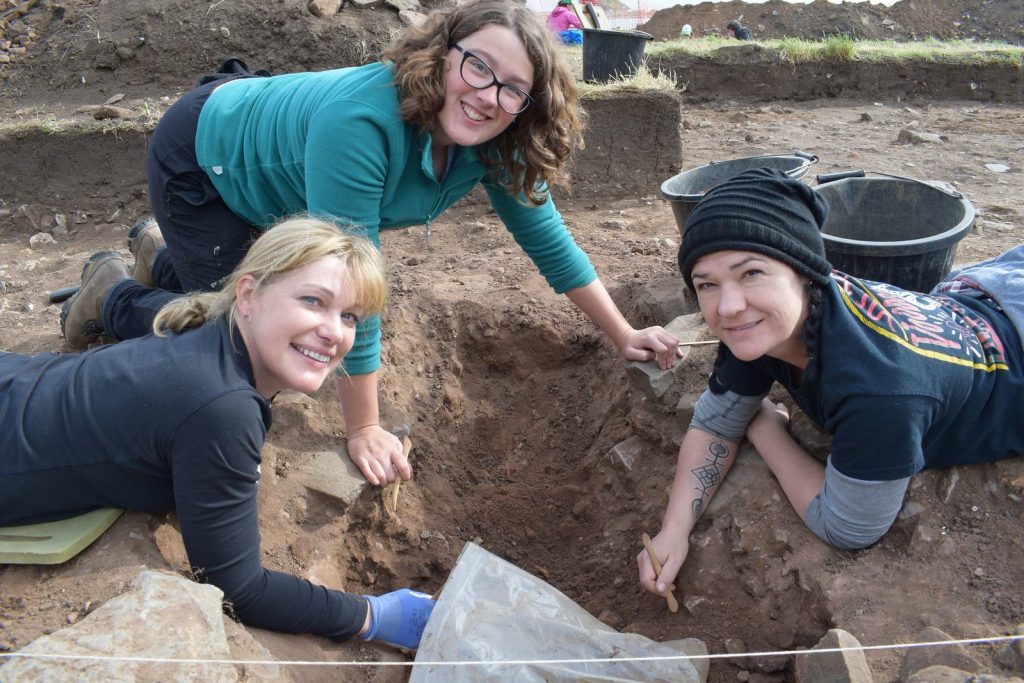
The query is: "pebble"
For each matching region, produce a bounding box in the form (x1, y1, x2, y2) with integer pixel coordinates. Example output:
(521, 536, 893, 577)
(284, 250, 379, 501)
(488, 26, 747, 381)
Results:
(28, 232, 55, 247)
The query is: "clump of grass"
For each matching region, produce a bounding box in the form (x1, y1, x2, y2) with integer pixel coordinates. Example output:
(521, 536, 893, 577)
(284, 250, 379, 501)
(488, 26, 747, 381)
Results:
(649, 35, 1022, 69)
(0, 113, 155, 138)
(776, 35, 856, 63)
(577, 62, 679, 98)
(646, 36, 732, 58)
(855, 40, 1022, 67)
(776, 37, 816, 63)
(820, 34, 856, 61)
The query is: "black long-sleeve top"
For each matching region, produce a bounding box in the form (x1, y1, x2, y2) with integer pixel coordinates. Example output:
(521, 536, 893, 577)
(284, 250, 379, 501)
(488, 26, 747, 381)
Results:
(0, 318, 366, 639)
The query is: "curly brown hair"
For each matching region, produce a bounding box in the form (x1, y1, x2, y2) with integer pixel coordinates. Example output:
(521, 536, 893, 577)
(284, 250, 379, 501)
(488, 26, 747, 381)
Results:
(381, 0, 585, 205)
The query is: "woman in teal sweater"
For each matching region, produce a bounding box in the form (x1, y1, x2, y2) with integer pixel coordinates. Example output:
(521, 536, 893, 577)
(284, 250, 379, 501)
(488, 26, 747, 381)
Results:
(61, 0, 680, 487)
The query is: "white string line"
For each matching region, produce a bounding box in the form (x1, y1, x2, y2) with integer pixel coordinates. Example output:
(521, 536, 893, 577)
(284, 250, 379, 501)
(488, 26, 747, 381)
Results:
(0, 635, 1020, 668)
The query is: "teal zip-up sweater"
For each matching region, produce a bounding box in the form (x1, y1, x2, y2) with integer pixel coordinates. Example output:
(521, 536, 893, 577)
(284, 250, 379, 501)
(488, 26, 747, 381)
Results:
(195, 61, 596, 375)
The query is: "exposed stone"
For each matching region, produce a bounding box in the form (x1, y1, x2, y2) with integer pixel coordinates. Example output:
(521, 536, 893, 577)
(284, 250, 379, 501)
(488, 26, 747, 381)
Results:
(28, 232, 55, 247)
(900, 627, 983, 680)
(153, 522, 190, 571)
(0, 571, 241, 681)
(705, 443, 773, 517)
(672, 390, 704, 432)
(635, 275, 699, 326)
(15, 203, 56, 232)
(897, 129, 946, 145)
(607, 435, 648, 471)
(91, 105, 135, 120)
(994, 624, 1024, 673)
(795, 628, 872, 682)
(398, 9, 427, 28)
(626, 313, 708, 402)
(51, 213, 69, 235)
(290, 535, 316, 563)
(385, 0, 421, 12)
(349, 0, 385, 8)
(307, 0, 342, 19)
(905, 665, 1024, 682)
(291, 448, 367, 511)
(683, 594, 706, 614)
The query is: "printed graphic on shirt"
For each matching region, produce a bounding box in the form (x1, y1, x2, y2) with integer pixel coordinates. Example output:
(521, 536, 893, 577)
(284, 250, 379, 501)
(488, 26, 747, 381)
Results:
(833, 272, 1008, 371)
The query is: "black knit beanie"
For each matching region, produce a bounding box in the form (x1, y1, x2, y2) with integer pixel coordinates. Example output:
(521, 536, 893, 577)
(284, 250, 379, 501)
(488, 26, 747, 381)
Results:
(678, 167, 832, 290)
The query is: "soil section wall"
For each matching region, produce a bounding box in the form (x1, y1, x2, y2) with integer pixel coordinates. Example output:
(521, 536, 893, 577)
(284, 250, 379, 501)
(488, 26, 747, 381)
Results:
(653, 47, 1024, 104)
(1, 90, 683, 214)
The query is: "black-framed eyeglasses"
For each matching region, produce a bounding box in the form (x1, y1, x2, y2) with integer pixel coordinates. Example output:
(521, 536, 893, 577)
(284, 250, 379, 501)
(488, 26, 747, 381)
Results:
(452, 44, 534, 115)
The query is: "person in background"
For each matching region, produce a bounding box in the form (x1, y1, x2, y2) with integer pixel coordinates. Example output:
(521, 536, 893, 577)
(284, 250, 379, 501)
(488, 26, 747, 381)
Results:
(2, 217, 435, 649)
(726, 19, 752, 40)
(60, 0, 680, 490)
(680, 24, 693, 39)
(638, 168, 1024, 602)
(547, 0, 584, 45)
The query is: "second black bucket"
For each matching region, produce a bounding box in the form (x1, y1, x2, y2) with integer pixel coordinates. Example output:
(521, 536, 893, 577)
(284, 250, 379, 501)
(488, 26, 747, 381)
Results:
(814, 173, 975, 292)
(583, 28, 653, 82)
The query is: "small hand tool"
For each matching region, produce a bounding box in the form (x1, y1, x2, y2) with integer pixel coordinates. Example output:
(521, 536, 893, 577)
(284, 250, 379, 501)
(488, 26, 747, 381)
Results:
(641, 532, 679, 613)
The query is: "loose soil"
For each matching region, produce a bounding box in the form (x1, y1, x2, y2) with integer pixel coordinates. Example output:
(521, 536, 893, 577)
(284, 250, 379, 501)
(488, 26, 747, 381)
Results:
(1, 1, 1023, 682)
(639, 0, 1024, 44)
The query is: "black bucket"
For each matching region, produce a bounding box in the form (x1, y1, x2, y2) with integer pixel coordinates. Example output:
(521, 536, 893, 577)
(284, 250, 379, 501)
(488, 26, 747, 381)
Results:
(813, 172, 975, 292)
(661, 151, 819, 240)
(582, 28, 653, 83)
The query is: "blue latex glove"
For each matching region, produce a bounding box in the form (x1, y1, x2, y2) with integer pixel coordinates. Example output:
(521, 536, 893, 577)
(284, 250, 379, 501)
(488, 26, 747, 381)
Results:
(360, 589, 435, 649)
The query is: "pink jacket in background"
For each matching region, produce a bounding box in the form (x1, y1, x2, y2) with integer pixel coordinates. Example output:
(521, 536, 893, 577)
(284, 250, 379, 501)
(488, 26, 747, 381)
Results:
(547, 5, 582, 32)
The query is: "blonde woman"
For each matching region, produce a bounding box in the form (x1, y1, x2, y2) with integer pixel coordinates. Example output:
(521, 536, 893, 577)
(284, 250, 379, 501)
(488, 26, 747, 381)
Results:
(3, 217, 434, 649)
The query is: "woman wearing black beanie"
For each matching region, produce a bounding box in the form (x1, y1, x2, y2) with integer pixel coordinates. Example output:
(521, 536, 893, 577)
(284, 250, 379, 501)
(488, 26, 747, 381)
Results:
(638, 168, 1024, 601)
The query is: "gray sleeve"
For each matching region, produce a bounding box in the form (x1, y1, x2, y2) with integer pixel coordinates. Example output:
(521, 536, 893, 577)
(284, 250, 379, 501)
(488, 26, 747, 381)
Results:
(690, 388, 768, 441)
(803, 456, 910, 550)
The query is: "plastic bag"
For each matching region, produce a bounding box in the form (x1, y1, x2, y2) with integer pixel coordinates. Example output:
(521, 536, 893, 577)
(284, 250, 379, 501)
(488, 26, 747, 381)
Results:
(411, 542, 708, 682)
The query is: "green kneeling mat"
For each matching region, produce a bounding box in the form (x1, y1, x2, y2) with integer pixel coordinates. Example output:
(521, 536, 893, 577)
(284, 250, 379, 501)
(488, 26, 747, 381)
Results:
(0, 508, 125, 565)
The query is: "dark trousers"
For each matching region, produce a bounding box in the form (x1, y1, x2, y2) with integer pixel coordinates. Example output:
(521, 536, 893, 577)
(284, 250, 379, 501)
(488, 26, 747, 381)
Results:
(102, 78, 258, 340)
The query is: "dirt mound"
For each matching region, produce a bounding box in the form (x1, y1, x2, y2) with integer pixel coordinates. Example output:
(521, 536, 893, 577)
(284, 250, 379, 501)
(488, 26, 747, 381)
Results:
(0, 0, 430, 108)
(640, 0, 1024, 43)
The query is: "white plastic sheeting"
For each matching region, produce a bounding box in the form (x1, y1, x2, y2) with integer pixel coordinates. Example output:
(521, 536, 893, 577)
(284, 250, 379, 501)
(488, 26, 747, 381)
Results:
(411, 542, 708, 682)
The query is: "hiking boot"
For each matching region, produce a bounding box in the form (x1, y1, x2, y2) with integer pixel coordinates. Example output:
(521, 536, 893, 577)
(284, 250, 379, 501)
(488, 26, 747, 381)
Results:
(127, 217, 165, 288)
(60, 251, 130, 349)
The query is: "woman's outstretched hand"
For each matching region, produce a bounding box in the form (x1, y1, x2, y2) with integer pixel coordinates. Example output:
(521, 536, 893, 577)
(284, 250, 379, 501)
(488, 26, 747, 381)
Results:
(361, 589, 436, 650)
(637, 527, 687, 597)
(617, 326, 682, 370)
(346, 425, 411, 486)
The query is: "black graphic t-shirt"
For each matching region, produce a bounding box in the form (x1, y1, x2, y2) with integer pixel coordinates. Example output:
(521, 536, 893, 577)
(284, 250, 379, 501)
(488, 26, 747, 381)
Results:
(712, 272, 1024, 481)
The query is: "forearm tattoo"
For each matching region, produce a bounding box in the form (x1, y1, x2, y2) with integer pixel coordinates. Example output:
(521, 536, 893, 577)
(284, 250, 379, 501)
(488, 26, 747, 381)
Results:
(690, 439, 730, 518)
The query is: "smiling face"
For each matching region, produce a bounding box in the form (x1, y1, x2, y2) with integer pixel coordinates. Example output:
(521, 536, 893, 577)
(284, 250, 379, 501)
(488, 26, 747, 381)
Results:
(690, 250, 811, 367)
(434, 24, 534, 148)
(236, 256, 363, 398)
